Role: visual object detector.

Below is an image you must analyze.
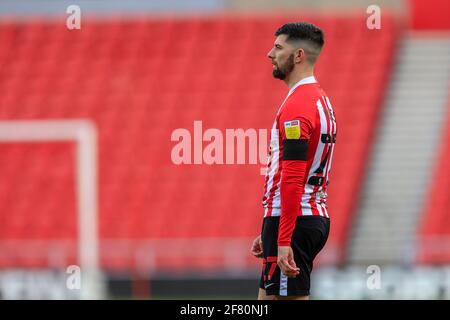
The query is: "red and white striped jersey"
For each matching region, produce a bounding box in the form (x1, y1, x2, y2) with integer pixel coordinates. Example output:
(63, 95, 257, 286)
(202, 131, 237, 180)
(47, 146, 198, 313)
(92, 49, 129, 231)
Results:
(262, 76, 337, 224)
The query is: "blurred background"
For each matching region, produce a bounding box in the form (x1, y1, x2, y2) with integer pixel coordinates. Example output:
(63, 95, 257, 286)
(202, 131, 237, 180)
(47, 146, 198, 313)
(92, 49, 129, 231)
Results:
(0, 0, 449, 299)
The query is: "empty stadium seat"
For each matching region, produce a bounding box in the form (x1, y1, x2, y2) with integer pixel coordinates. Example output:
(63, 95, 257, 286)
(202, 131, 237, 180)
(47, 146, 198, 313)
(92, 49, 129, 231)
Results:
(417, 88, 450, 264)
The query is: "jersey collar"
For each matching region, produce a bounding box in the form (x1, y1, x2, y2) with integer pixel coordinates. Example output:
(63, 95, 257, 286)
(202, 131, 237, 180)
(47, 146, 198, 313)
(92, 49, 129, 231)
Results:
(288, 76, 317, 97)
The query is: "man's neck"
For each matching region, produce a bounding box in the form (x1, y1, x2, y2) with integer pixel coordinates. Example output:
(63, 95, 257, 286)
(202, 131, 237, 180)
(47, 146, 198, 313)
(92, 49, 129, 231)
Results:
(285, 69, 314, 90)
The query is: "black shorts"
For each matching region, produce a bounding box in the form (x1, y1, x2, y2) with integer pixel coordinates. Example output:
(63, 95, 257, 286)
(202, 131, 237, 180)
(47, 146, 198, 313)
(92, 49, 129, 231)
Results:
(259, 215, 330, 296)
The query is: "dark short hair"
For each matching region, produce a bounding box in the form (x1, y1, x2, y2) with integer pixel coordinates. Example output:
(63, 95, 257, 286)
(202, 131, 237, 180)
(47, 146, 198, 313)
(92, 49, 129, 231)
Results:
(275, 22, 324, 64)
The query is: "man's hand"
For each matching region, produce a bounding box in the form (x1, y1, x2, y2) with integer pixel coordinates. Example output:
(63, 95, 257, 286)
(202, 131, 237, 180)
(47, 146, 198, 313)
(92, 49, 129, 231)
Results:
(251, 235, 263, 258)
(277, 246, 300, 278)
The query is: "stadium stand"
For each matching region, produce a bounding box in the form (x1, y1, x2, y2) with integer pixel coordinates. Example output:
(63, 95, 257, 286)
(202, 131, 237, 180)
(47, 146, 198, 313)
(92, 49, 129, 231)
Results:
(0, 14, 398, 271)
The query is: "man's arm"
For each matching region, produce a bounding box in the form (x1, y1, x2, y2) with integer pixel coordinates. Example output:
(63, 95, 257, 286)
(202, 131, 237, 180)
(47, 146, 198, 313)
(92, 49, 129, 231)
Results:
(277, 101, 315, 277)
(278, 140, 308, 246)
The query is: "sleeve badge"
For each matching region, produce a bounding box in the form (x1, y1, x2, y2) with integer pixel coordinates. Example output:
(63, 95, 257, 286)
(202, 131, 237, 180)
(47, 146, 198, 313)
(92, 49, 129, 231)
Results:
(284, 120, 301, 139)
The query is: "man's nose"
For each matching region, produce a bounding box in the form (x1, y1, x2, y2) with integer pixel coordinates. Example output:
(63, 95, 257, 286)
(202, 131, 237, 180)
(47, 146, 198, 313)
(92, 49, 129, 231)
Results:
(267, 49, 274, 59)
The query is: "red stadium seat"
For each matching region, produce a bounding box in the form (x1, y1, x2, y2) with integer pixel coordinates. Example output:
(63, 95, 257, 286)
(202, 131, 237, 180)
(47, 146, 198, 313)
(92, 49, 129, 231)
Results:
(417, 87, 450, 264)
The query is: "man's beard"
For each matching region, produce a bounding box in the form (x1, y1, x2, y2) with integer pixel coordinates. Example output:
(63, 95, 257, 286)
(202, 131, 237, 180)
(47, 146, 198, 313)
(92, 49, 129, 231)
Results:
(272, 68, 286, 80)
(272, 54, 295, 80)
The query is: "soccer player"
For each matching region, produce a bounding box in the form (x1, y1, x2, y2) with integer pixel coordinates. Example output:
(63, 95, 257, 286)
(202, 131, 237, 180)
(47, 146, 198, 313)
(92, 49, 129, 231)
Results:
(251, 22, 337, 300)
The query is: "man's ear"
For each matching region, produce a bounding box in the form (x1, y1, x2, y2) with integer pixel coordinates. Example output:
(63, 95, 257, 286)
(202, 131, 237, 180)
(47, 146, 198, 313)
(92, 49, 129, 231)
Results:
(295, 48, 305, 64)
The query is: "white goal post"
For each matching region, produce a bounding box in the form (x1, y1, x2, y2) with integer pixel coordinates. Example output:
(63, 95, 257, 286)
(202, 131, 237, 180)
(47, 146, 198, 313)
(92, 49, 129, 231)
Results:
(0, 120, 104, 299)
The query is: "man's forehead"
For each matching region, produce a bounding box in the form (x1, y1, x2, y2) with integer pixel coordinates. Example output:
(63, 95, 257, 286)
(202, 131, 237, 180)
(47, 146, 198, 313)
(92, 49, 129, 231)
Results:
(274, 34, 288, 45)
